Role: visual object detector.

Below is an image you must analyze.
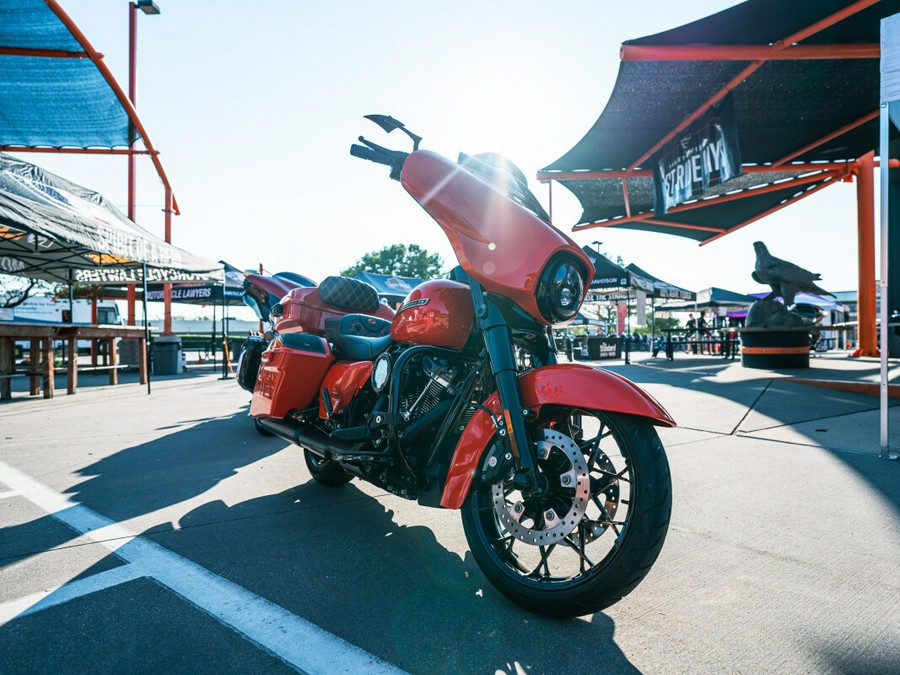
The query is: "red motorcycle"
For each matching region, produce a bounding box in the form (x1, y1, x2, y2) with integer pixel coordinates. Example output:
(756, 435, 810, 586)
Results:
(250, 116, 674, 617)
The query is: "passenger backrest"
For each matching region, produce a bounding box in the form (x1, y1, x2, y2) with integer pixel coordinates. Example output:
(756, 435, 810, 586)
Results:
(319, 276, 379, 314)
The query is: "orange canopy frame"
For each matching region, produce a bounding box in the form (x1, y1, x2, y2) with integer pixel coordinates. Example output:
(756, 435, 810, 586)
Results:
(0, 0, 178, 332)
(539, 0, 900, 356)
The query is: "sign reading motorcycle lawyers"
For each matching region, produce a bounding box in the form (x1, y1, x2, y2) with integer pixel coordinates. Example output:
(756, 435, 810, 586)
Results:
(652, 94, 742, 215)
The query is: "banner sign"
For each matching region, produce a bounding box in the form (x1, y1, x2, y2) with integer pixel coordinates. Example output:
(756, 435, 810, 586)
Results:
(145, 286, 244, 303)
(653, 94, 742, 215)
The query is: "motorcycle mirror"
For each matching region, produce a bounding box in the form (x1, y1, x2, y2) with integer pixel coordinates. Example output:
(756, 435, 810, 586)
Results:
(364, 114, 422, 151)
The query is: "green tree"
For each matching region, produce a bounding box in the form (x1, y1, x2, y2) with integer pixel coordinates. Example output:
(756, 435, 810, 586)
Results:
(340, 243, 443, 280)
(0, 273, 51, 308)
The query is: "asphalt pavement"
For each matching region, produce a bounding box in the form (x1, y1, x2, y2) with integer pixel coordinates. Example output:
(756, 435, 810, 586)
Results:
(0, 353, 898, 674)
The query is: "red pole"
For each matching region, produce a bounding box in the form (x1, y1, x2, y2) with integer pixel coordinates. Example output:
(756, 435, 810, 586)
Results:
(853, 151, 878, 357)
(163, 186, 173, 335)
(126, 2, 137, 326)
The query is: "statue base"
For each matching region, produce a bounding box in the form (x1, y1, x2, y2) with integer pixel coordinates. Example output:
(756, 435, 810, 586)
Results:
(740, 328, 810, 369)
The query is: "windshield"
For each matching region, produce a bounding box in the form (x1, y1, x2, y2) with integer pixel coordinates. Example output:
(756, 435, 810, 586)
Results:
(458, 152, 551, 224)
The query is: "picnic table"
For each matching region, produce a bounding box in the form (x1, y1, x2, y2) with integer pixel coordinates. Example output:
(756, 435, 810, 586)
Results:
(0, 321, 148, 400)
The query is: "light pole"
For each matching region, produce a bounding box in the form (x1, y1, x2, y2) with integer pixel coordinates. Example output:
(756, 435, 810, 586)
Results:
(127, 1, 161, 327)
(592, 240, 602, 256)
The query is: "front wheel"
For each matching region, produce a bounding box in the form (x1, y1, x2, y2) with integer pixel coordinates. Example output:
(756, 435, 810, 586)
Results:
(461, 409, 671, 618)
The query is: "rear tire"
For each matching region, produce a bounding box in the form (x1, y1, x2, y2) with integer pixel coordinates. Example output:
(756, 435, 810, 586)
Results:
(461, 410, 671, 617)
(303, 449, 352, 487)
(253, 418, 275, 436)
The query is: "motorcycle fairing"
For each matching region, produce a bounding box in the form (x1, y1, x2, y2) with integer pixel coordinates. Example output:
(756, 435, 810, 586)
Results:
(439, 364, 675, 509)
(318, 361, 374, 419)
(400, 150, 593, 324)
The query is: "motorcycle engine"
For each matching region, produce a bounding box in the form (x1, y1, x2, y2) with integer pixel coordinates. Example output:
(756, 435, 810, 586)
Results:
(399, 354, 459, 423)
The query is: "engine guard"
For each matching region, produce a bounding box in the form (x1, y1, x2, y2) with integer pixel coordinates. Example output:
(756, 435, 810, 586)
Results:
(440, 363, 674, 510)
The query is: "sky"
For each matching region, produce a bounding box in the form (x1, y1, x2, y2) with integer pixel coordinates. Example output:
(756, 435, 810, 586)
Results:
(15, 1, 869, 318)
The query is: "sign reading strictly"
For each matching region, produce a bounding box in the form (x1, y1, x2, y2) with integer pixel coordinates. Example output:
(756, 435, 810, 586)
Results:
(652, 94, 742, 215)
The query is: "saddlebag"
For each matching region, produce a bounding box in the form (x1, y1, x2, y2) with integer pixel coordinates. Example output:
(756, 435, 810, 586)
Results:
(237, 334, 269, 392)
(249, 334, 335, 419)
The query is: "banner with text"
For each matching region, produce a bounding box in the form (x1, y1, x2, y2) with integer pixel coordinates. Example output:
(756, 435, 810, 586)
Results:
(653, 94, 742, 215)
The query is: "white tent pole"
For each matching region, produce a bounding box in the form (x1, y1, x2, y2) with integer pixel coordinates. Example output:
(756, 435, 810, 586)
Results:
(879, 104, 896, 458)
(142, 263, 151, 395)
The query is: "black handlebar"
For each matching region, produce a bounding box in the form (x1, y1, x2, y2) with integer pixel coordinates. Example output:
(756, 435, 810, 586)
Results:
(350, 143, 387, 165)
(349, 135, 409, 181)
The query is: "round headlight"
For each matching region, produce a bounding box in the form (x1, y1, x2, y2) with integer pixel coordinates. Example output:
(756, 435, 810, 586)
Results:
(536, 257, 585, 324)
(371, 353, 392, 393)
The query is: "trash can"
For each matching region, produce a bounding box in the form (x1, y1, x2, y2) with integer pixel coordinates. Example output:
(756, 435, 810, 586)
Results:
(152, 335, 183, 375)
(118, 338, 141, 368)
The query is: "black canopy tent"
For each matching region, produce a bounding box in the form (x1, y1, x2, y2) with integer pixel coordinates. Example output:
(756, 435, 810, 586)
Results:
(538, 0, 900, 358)
(583, 246, 654, 300)
(622, 262, 696, 342)
(657, 287, 757, 312)
(539, 0, 899, 241)
(625, 263, 695, 301)
(0, 153, 222, 286)
(0, 152, 223, 391)
(581, 246, 656, 363)
(0, 0, 187, 334)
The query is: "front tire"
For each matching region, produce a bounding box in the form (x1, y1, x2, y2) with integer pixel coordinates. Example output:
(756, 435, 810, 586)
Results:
(461, 409, 671, 617)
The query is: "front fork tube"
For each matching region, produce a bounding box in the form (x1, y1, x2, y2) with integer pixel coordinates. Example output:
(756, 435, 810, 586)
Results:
(470, 281, 540, 492)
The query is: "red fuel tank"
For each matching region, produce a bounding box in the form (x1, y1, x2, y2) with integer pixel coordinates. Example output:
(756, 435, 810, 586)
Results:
(390, 279, 474, 350)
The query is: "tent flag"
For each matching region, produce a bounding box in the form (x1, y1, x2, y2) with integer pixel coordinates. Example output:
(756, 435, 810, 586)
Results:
(653, 94, 742, 216)
(145, 261, 246, 305)
(0, 152, 222, 284)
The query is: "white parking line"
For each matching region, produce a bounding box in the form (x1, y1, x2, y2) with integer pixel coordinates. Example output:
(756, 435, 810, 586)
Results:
(0, 490, 18, 500)
(0, 461, 405, 675)
(0, 564, 145, 625)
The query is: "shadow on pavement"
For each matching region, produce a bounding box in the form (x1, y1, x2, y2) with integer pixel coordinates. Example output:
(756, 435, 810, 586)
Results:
(156, 481, 638, 674)
(1, 404, 638, 673)
(601, 360, 900, 518)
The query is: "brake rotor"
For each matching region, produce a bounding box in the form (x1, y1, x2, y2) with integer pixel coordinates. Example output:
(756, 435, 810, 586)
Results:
(491, 429, 591, 546)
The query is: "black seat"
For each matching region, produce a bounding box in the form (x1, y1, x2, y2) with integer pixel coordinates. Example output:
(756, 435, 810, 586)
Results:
(325, 314, 392, 361)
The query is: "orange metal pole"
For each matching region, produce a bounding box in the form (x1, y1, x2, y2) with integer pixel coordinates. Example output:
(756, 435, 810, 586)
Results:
(45, 0, 180, 215)
(537, 162, 854, 182)
(854, 151, 878, 357)
(163, 187, 173, 335)
(571, 169, 842, 231)
(699, 176, 844, 245)
(127, 1, 137, 326)
(621, 0, 880, 175)
(0, 146, 152, 155)
(627, 60, 763, 172)
(620, 43, 879, 61)
(0, 46, 89, 58)
(621, 178, 632, 219)
(773, 111, 880, 166)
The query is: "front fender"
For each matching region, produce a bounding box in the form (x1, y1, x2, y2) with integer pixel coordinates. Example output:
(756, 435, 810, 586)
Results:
(439, 364, 674, 509)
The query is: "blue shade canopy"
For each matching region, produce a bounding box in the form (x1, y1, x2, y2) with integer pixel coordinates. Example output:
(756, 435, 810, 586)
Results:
(0, 0, 135, 148)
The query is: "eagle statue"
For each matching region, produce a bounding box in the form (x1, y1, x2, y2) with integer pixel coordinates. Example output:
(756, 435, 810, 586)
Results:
(751, 241, 831, 307)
